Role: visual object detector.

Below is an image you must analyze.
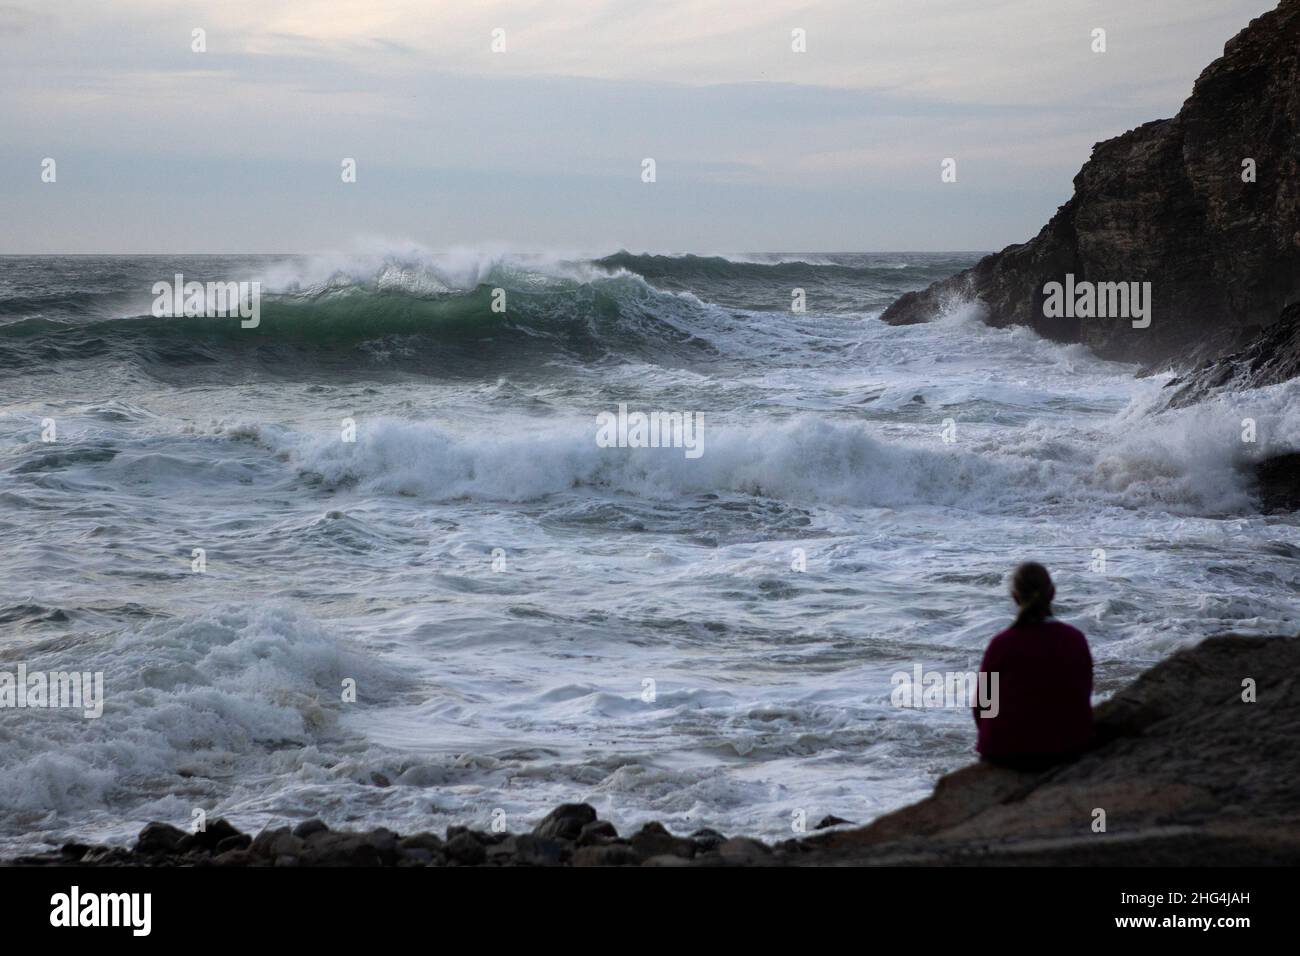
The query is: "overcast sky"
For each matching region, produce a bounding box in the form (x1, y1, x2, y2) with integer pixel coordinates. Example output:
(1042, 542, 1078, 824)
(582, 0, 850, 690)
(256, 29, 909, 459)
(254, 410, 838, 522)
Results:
(0, 0, 1276, 254)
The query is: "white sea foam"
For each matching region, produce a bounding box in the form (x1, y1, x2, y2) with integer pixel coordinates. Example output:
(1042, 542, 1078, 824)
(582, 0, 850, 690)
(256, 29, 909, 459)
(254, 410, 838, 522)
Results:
(2, 252, 1296, 853)
(0, 605, 405, 849)
(258, 243, 630, 298)
(279, 386, 1294, 515)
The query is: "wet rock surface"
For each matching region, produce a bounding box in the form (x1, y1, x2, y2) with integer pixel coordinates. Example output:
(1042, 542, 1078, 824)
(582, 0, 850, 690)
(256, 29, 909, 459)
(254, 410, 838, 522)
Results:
(1162, 303, 1300, 409)
(1153, 303, 1300, 512)
(1255, 452, 1300, 512)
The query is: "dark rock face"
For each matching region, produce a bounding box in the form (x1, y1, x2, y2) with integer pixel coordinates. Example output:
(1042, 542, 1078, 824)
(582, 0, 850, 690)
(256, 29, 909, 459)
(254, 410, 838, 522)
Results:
(188, 818, 241, 852)
(214, 834, 251, 854)
(1155, 303, 1300, 512)
(628, 821, 696, 859)
(572, 844, 641, 867)
(1163, 302, 1300, 407)
(291, 818, 329, 840)
(250, 827, 302, 861)
(532, 803, 597, 841)
(1256, 452, 1300, 511)
(134, 822, 185, 856)
(577, 820, 619, 846)
(813, 815, 853, 830)
(688, 827, 727, 851)
(442, 831, 487, 866)
(882, 0, 1300, 366)
(489, 834, 570, 867)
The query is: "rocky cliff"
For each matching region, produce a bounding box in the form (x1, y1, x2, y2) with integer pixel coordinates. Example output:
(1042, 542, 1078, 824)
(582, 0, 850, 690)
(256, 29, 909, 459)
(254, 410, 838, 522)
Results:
(882, 0, 1300, 367)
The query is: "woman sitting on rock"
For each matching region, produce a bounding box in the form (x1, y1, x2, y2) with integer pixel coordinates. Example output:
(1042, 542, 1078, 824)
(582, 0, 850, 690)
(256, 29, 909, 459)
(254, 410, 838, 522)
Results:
(974, 562, 1094, 771)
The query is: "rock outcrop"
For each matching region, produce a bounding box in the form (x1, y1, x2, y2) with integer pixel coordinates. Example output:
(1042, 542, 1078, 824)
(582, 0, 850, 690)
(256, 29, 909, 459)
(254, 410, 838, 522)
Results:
(9, 633, 1297, 867)
(1162, 302, 1300, 407)
(1256, 452, 1300, 512)
(1154, 302, 1299, 512)
(882, 0, 1300, 367)
(797, 633, 1300, 865)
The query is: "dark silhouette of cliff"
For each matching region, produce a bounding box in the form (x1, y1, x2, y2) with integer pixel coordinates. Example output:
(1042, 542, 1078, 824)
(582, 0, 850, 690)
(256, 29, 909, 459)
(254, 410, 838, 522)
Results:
(882, 1, 1300, 367)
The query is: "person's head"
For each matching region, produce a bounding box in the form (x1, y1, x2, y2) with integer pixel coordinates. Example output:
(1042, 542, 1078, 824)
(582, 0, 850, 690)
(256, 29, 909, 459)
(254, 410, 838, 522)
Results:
(1010, 562, 1055, 627)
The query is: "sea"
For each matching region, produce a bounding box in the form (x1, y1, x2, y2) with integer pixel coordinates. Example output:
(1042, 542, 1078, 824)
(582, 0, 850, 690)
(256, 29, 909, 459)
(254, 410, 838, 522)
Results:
(0, 249, 1296, 854)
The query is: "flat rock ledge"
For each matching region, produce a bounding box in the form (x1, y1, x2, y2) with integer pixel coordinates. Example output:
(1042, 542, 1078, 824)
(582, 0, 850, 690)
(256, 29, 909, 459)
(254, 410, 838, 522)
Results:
(8, 633, 1298, 867)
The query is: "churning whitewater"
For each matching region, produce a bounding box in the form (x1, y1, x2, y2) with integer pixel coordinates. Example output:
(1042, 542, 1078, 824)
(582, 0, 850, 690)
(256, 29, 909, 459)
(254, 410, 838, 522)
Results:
(0, 250, 1296, 853)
